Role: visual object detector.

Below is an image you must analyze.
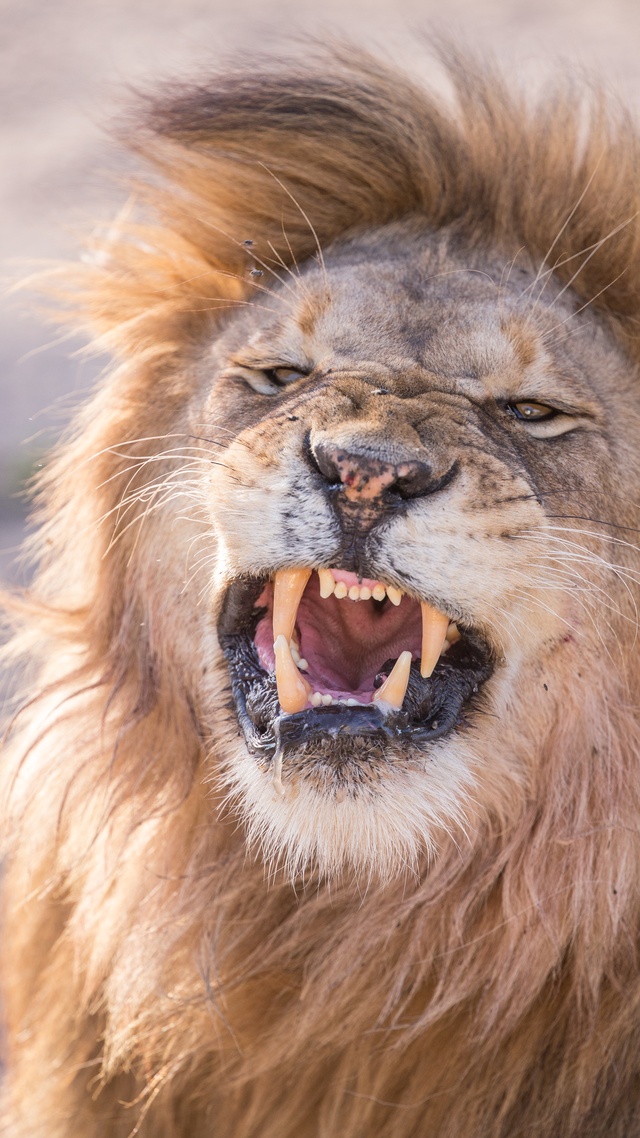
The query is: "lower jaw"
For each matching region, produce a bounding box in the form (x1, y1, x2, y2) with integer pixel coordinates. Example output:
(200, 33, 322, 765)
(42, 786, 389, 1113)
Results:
(222, 638, 493, 764)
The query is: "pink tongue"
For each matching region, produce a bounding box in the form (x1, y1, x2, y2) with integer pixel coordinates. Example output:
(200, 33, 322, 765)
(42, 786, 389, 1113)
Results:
(253, 577, 421, 700)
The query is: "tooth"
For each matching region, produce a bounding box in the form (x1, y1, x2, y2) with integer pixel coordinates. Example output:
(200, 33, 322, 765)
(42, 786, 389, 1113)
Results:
(372, 584, 386, 602)
(273, 568, 311, 643)
(322, 693, 333, 705)
(420, 603, 450, 678)
(310, 691, 323, 707)
(387, 585, 403, 606)
(372, 651, 412, 710)
(290, 641, 300, 663)
(297, 658, 308, 671)
(318, 568, 335, 599)
(446, 622, 461, 643)
(273, 634, 311, 713)
(334, 582, 348, 599)
(348, 585, 360, 601)
(359, 586, 372, 600)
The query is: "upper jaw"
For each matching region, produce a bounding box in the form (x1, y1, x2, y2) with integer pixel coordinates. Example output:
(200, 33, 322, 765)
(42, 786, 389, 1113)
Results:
(217, 565, 495, 774)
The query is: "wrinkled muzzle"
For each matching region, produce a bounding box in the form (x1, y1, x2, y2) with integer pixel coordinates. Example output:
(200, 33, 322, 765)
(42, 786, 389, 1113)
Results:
(218, 400, 495, 785)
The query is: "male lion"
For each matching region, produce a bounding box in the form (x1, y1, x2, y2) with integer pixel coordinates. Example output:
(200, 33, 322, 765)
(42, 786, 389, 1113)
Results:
(3, 45, 640, 1138)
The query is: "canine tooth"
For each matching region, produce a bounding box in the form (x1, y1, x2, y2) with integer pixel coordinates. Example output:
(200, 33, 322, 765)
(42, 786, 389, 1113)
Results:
(273, 568, 311, 643)
(348, 585, 360, 601)
(372, 650, 412, 710)
(372, 584, 386, 602)
(274, 634, 311, 713)
(420, 603, 450, 678)
(387, 585, 403, 606)
(360, 586, 372, 600)
(334, 582, 348, 599)
(318, 568, 335, 599)
(297, 658, 309, 671)
(311, 691, 323, 707)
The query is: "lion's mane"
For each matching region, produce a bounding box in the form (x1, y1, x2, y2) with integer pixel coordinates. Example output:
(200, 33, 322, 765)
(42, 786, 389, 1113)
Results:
(3, 46, 640, 1137)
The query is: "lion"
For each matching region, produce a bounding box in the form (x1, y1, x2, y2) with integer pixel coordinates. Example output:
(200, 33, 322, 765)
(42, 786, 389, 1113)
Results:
(3, 43, 640, 1137)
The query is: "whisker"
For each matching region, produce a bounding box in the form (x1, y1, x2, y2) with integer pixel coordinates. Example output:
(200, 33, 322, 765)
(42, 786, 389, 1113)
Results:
(193, 212, 301, 301)
(257, 163, 330, 298)
(519, 154, 606, 304)
(547, 213, 638, 313)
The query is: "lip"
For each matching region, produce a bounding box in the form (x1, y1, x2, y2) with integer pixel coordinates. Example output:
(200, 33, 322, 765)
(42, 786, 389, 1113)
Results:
(218, 572, 495, 762)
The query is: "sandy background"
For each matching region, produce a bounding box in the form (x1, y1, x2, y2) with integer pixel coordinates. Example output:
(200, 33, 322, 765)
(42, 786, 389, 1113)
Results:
(3, 0, 640, 585)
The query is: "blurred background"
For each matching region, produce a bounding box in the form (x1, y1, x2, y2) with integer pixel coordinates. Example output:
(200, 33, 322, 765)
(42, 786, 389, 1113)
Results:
(2, 0, 640, 588)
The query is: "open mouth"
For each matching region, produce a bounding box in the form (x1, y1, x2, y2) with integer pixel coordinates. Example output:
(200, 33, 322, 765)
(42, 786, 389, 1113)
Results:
(218, 568, 494, 780)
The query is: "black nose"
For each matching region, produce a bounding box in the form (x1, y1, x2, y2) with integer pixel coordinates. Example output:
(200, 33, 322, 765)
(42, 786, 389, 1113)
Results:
(310, 442, 456, 502)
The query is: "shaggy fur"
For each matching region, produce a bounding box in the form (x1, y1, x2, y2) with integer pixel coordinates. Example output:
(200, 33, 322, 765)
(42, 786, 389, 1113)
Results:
(4, 44, 640, 1136)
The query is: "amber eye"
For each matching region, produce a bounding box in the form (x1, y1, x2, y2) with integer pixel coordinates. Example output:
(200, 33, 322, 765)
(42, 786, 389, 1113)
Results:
(266, 367, 308, 386)
(508, 400, 558, 422)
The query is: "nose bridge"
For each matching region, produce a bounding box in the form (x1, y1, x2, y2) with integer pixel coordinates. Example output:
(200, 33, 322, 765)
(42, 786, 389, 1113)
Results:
(316, 391, 426, 467)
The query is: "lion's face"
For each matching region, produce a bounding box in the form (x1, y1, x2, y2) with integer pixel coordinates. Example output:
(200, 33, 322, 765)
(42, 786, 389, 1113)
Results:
(183, 226, 630, 876)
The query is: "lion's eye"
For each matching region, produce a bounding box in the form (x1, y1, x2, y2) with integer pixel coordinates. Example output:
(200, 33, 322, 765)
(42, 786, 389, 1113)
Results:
(265, 367, 308, 386)
(223, 364, 310, 396)
(508, 400, 558, 422)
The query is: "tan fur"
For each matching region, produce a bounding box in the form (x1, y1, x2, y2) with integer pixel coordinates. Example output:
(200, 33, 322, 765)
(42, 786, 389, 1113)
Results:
(4, 45, 640, 1136)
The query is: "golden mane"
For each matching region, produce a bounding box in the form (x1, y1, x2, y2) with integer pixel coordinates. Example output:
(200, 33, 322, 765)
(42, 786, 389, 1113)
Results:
(85, 48, 640, 347)
(3, 45, 640, 1137)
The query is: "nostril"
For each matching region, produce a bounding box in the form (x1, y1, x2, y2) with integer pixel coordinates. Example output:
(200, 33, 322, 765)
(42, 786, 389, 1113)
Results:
(394, 461, 437, 500)
(394, 459, 459, 500)
(307, 439, 344, 485)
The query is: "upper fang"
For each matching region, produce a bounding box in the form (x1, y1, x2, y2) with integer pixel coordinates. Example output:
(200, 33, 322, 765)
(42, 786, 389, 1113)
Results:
(273, 568, 311, 642)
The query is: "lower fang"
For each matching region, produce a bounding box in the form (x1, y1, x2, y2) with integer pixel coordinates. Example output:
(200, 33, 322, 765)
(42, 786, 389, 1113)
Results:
(273, 634, 311, 713)
(372, 651, 412, 710)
